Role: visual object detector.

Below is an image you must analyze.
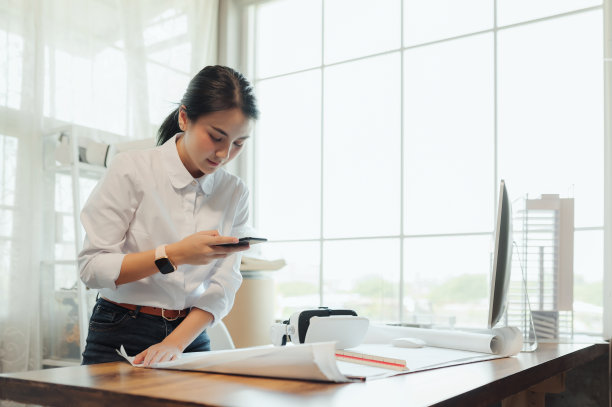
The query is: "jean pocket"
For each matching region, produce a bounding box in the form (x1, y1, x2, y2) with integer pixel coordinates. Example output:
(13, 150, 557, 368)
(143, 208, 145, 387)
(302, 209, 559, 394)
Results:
(89, 303, 131, 332)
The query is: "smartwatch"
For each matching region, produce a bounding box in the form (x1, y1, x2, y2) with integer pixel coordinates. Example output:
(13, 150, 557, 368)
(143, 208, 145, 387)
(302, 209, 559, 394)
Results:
(155, 245, 176, 274)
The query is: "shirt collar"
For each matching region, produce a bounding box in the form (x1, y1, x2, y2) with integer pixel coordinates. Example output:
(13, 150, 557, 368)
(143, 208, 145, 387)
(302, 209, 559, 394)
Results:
(197, 172, 216, 195)
(161, 133, 216, 194)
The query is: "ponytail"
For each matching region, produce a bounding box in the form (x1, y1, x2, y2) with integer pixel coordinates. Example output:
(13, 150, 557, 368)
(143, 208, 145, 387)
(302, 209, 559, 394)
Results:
(156, 65, 259, 146)
(157, 107, 181, 146)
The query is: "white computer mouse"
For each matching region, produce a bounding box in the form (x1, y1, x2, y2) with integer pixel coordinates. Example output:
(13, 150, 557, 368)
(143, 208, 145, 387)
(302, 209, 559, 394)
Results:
(391, 337, 426, 348)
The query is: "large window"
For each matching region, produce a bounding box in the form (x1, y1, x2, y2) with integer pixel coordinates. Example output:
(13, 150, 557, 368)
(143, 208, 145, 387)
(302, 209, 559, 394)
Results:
(247, 0, 605, 333)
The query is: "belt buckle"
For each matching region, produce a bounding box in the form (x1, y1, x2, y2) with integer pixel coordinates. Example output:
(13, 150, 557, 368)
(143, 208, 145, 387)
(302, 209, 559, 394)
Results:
(162, 308, 179, 321)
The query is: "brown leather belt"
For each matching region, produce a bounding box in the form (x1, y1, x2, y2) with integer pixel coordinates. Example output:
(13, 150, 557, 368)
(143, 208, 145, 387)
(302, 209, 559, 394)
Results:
(102, 298, 190, 321)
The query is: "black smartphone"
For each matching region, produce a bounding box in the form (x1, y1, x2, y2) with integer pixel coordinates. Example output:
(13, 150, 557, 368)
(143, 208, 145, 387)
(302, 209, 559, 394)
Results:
(215, 237, 268, 246)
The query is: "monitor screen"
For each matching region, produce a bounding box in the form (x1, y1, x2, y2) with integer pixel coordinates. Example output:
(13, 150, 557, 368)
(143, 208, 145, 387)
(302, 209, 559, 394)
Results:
(488, 180, 513, 329)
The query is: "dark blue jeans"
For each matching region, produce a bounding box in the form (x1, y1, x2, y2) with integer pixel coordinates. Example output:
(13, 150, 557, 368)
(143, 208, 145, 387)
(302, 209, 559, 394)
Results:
(82, 298, 210, 365)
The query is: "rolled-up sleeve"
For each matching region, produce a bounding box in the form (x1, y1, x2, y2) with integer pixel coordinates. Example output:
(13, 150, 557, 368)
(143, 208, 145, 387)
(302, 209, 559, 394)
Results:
(78, 153, 139, 289)
(192, 185, 249, 325)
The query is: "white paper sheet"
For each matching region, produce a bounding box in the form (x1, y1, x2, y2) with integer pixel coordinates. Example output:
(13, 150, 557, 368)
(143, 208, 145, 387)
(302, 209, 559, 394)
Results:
(338, 344, 503, 378)
(117, 342, 357, 383)
(335, 325, 523, 379)
(116, 326, 523, 382)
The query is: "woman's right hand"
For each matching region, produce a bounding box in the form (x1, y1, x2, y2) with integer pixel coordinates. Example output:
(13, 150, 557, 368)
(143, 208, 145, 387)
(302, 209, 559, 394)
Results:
(166, 230, 249, 266)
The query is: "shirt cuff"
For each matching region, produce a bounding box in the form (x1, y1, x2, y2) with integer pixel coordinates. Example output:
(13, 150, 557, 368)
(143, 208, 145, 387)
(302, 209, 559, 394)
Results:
(81, 252, 125, 290)
(191, 269, 242, 327)
(191, 284, 228, 327)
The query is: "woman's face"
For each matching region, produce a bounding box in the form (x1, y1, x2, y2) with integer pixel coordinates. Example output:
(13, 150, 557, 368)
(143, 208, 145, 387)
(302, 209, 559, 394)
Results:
(177, 107, 252, 178)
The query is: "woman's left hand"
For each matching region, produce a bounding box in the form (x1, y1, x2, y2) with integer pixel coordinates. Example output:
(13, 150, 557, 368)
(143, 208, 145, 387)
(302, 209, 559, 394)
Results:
(133, 341, 182, 367)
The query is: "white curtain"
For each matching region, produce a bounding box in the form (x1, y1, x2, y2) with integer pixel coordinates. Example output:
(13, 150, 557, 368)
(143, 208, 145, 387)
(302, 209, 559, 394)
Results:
(0, 0, 219, 379)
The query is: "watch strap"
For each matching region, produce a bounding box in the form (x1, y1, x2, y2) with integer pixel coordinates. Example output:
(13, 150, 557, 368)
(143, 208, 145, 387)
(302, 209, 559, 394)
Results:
(155, 244, 168, 261)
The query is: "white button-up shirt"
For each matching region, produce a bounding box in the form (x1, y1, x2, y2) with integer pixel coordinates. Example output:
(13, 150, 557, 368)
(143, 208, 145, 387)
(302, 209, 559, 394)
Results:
(78, 133, 248, 324)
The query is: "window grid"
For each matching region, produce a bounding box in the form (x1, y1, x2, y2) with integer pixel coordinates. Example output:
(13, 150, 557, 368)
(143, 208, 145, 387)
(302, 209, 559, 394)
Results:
(249, 1, 605, 325)
(605, 0, 612, 339)
(254, 4, 603, 83)
(319, 0, 325, 304)
(398, 0, 405, 321)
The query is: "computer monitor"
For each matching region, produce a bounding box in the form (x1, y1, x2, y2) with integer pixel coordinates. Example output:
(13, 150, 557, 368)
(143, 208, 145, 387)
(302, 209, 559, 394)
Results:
(488, 180, 513, 329)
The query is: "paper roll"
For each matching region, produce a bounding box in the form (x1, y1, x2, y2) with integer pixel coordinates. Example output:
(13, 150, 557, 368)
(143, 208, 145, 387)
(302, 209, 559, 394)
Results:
(223, 274, 275, 348)
(364, 324, 523, 356)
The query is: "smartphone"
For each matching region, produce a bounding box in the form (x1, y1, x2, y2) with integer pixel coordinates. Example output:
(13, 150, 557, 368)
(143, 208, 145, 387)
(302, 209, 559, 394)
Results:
(215, 237, 268, 246)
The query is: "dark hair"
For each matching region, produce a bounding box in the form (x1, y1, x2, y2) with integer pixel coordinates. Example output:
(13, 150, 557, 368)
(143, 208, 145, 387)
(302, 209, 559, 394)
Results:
(157, 65, 259, 145)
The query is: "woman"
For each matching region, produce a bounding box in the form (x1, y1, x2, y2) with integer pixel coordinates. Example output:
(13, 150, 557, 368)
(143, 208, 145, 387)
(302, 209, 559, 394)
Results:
(79, 65, 259, 366)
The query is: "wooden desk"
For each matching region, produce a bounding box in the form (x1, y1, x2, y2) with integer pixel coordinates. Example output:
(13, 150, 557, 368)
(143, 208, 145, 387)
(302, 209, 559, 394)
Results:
(0, 343, 608, 407)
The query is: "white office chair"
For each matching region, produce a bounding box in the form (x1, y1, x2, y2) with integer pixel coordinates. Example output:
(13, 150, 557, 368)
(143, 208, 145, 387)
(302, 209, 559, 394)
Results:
(208, 320, 235, 350)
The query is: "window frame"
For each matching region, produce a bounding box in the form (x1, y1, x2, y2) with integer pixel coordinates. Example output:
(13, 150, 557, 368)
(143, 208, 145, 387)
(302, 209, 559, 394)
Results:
(228, 0, 611, 336)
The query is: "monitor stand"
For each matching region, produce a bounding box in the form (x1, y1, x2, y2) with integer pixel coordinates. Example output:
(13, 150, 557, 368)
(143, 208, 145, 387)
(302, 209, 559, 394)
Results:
(491, 242, 538, 351)
(515, 241, 538, 352)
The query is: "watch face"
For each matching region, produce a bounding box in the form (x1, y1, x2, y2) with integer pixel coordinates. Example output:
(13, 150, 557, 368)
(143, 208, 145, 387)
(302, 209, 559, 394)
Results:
(155, 258, 175, 274)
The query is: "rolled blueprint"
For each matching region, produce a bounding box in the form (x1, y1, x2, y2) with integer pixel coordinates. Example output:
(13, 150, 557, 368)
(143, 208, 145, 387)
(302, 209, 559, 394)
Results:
(363, 324, 523, 356)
